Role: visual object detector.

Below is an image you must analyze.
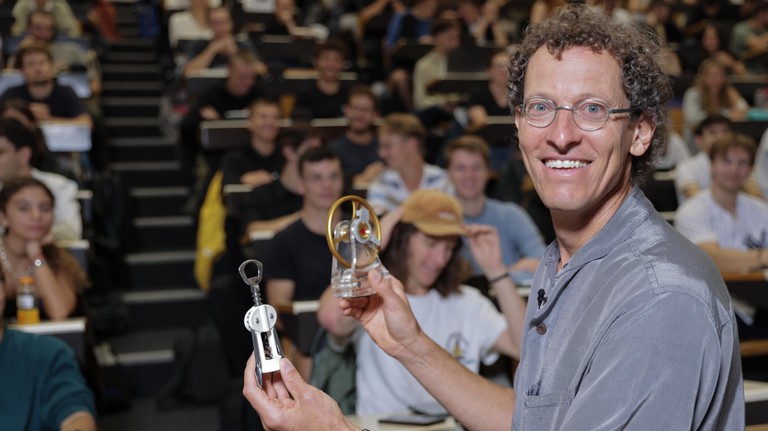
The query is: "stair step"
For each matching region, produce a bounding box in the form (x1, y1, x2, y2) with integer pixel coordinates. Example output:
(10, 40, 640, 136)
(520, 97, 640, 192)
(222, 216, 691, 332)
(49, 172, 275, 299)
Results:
(107, 39, 156, 51)
(109, 136, 177, 162)
(102, 81, 163, 97)
(133, 216, 195, 250)
(102, 97, 162, 117)
(110, 160, 190, 188)
(118, 27, 142, 39)
(124, 250, 195, 288)
(106, 328, 185, 397)
(105, 117, 163, 137)
(97, 397, 218, 430)
(105, 51, 157, 64)
(122, 287, 208, 330)
(130, 186, 190, 217)
(102, 64, 160, 81)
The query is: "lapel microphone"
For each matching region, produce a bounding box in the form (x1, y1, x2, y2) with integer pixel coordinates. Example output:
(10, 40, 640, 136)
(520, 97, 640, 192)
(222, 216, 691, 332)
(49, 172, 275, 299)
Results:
(537, 289, 548, 309)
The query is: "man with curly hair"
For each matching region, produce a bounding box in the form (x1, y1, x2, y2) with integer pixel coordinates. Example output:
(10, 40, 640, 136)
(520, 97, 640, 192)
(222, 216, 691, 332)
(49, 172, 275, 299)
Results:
(242, 4, 744, 430)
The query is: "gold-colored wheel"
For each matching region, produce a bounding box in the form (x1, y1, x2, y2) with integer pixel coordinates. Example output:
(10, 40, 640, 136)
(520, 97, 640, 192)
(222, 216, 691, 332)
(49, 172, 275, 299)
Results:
(326, 195, 381, 269)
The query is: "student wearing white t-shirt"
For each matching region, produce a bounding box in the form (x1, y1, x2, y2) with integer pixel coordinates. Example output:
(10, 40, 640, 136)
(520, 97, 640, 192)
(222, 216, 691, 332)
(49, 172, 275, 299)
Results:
(317, 189, 526, 415)
(676, 132, 768, 273)
(676, 132, 768, 339)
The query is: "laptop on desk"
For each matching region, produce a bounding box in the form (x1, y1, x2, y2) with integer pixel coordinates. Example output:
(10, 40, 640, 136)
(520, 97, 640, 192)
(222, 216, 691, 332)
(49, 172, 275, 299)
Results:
(40, 121, 92, 152)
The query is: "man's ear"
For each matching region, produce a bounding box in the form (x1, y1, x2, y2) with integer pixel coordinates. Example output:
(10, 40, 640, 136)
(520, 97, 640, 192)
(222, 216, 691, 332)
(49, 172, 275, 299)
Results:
(629, 116, 655, 157)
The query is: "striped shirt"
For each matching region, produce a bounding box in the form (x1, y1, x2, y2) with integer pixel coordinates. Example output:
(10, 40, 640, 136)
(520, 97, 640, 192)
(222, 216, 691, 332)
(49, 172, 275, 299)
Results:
(366, 164, 453, 214)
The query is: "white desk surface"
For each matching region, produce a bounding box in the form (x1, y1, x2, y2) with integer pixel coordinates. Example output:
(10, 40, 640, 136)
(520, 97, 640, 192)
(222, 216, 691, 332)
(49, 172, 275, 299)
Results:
(9, 317, 86, 335)
(745, 379, 768, 403)
(347, 415, 461, 431)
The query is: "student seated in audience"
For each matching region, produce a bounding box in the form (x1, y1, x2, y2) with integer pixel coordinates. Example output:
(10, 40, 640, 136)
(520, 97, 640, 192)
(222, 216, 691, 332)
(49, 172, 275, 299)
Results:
(182, 6, 265, 78)
(654, 126, 691, 171)
(412, 18, 462, 128)
(382, 0, 440, 112)
(178, 51, 267, 180)
(644, 0, 684, 46)
(461, 48, 514, 168)
(755, 127, 768, 198)
(11, 0, 81, 37)
(676, 133, 768, 272)
(467, 49, 511, 131)
(446, 135, 544, 282)
(682, 59, 748, 146)
(675, 114, 761, 204)
(292, 39, 350, 120)
(0, 177, 89, 321)
(328, 85, 384, 186)
(10, 11, 102, 98)
(0, 118, 81, 241)
(0, 99, 64, 177)
(262, 0, 318, 39)
(219, 98, 283, 188)
(385, 0, 438, 50)
(681, 24, 746, 77)
(675, 133, 768, 338)
(454, 0, 511, 47)
(0, 272, 96, 430)
(261, 147, 345, 379)
(676, 115, 731, 204)
(0, 45, 92, 128)
(208, 127, 323, 380)
(239, 127, 324, 237)
(318, 189, 526, 415)
(367, 113, 452, 214)
(168, 0, 212, 49)
(729, 0, 768, 74)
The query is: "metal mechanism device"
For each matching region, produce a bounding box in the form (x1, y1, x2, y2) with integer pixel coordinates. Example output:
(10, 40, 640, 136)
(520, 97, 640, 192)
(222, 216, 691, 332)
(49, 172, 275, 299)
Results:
(240, 259, 283, 387)
(326, 195, 383, 297)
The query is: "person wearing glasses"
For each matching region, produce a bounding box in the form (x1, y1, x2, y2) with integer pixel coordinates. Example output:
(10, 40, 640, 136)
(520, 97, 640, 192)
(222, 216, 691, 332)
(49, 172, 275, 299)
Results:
(242, 4, 744, 430)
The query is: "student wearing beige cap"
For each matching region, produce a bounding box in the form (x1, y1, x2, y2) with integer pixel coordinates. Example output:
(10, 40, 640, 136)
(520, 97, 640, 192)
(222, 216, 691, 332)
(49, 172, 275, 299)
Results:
(317, 189, 526, 416)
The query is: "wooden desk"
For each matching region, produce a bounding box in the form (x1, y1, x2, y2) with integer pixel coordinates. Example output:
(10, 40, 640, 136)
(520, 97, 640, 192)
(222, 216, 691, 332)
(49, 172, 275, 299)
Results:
(731, 120, 768, 143)
(447, 45, 502, 73)
(186, 68, 228, 96)
(347, 415, 461, 431)
(253, 35, 317, 66)
(388, 41, 432, 64)
(10, 317, 87, 363)
(201, 118, 350, 151)
(427, 72, 487, 95)
(746, 379, 768, 426)
(724, 270, 768, 309)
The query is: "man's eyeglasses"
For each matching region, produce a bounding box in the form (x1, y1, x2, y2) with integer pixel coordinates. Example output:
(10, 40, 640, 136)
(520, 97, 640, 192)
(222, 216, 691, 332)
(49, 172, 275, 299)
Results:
(520, 97, 635, 131)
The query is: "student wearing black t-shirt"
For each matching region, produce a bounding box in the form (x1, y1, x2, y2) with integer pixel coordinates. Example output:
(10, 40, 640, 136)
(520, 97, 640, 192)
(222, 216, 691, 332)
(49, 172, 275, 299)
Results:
(329, 85, 384, 186)
(292, 39, 350, 120)
(0, 45, 91, 126)
(261, 147, 344, 379)
(219, 98, 283, 188)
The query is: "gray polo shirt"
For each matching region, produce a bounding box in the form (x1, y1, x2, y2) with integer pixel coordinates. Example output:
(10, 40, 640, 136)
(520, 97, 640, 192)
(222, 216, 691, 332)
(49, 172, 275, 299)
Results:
(512, 186, 744, 430)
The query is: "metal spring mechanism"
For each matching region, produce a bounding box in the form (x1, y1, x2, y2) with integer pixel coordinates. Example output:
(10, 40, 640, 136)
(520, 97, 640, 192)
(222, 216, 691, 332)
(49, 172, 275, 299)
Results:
(240, 259, 283, 387)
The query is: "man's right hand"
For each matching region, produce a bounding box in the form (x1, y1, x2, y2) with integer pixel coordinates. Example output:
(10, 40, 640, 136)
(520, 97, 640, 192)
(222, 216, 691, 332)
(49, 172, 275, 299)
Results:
(339, 269, 423, 361)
